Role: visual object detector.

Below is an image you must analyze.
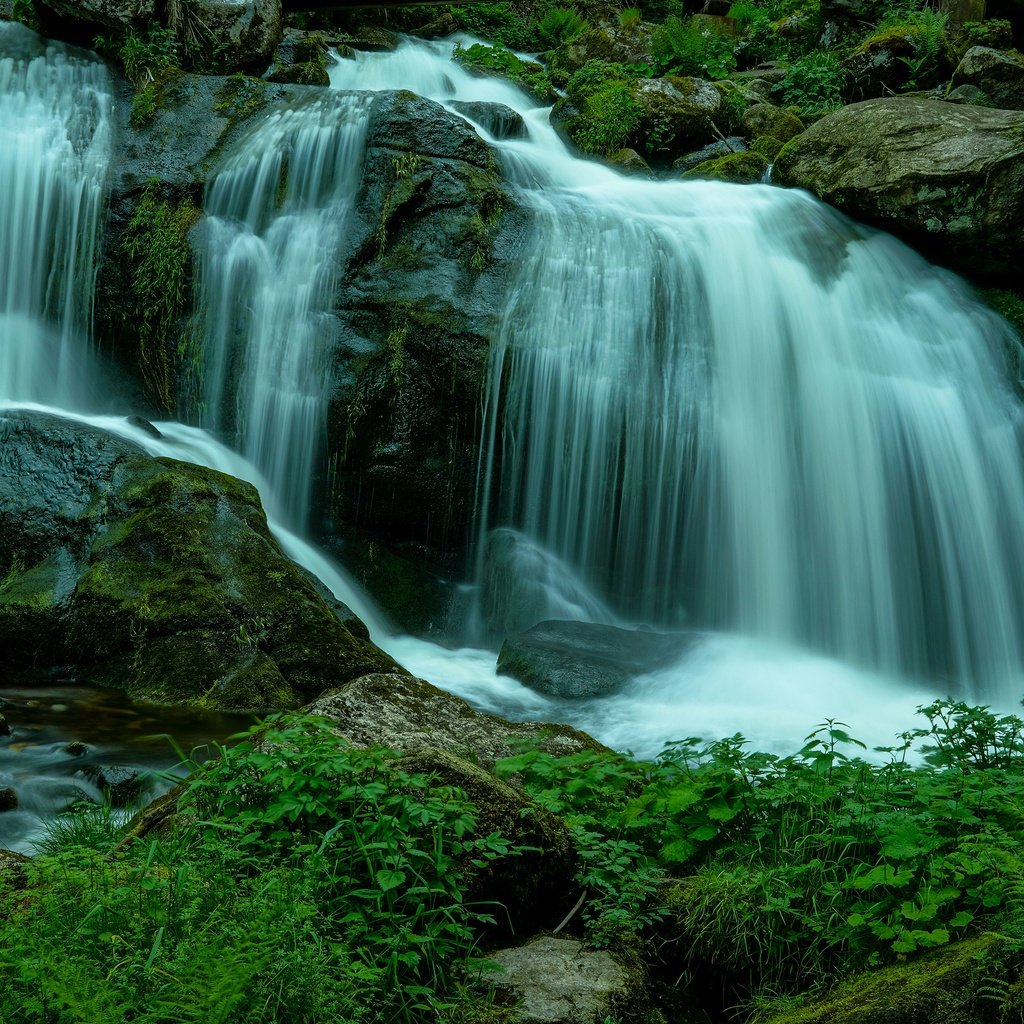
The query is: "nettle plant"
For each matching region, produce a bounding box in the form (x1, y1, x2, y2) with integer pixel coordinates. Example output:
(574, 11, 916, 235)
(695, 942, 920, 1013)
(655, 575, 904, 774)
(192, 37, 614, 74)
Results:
(497, 701, 1024, 996)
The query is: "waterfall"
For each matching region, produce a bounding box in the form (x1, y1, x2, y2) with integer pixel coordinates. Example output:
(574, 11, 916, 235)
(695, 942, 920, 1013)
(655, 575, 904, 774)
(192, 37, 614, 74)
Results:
(0, 22, 112, 406)
(331, 37, 1024, 705)
(197, 93, 370, 528)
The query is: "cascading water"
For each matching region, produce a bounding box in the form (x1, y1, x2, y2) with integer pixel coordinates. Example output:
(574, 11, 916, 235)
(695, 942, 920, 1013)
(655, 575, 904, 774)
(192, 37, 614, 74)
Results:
(331, 37, 1024, 716)
(197, 94, 370, 528)
(0, 21, 111, 406)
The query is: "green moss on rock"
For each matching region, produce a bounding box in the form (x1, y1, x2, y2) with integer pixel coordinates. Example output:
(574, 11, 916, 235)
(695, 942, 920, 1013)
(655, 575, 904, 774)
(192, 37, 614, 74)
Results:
(684, 150, 769, 181)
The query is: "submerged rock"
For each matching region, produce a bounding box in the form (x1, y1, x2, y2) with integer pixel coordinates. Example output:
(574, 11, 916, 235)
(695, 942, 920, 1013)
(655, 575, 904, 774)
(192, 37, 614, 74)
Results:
(0, 410, 397, 709)
(78, 764, 145, 807)
(498, 620, 695, 699)
(0, 787, 17, 812)
(487, 936, 645, 1024)
(305, 672, 603, 770)
(774, 97, 1024, 281)
(449, 100, 528, 140)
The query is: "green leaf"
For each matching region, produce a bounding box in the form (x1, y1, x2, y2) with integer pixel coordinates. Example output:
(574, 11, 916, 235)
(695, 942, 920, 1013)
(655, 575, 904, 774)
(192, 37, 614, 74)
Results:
(376, 869, 407, 893)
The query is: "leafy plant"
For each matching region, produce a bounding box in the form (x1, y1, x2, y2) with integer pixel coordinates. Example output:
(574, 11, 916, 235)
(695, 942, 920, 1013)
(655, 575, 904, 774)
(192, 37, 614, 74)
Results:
(780, 50, 845, 114)
(619, 6, 644, 27)
(651, 16, 737, 79)
(452, 43, 553, 102)
(538, 6, 589, 46)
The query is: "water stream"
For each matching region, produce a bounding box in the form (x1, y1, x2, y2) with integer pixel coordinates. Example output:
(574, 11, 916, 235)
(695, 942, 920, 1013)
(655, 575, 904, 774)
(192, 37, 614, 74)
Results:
(3, 24, 1024, 843)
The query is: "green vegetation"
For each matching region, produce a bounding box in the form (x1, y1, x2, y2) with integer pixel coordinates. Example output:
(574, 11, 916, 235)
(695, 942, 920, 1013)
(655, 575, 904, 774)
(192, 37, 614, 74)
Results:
(538, 5, 589, 46)
(780, 51, 845, 114)
(122, 180, 201, 412)
(0, 717, 513, 1024)
(651, 16, 737, 79)
(496, 700, 1024, 1008)
(7, 704, 1024, 1021)
(452, 42, 554, 102)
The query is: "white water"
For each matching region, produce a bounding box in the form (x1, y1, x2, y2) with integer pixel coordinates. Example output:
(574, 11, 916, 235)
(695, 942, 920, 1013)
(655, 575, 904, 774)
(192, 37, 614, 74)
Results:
(2, 25, 1024, 774)
(197, 93, 371, 528)
(334, 37, 1024, 707)
(0, 22, 111, 406)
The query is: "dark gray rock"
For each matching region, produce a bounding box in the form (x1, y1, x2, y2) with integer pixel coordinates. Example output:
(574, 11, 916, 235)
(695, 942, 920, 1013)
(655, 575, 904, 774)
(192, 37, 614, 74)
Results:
(0, 409, 398, 708)
(672, 136, 747, 173)
(0, 787, 17, 812)
(78, 764, 145, 807)
(449, 100, 527, 140)
(63, 740, 88, 756)
(189, 0, 282, 72)
(498, 620, 695, 699)
(774, 97, 1024, 282)
(949, 45, 1024, 111)
(0, 711, 9, 737)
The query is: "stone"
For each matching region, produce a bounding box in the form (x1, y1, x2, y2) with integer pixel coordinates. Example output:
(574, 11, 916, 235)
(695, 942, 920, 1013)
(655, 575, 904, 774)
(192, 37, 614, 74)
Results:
(497, 621, 695, 699)
(63, 740, 88, 756)
(304, 672, 603, 770)
(0, 848, 30, 889)
(949, 45, 1024, 110)
(487, 936, 645, 1024)
(0, 787, 17, 812)
(549, 20, 657, 78)
(449, 100, 528, 140)
(741, 102, 804, 142)
(0, 711, 9, 737)
(774, 97, 1024, 281)
(78, 764, 145, 807)
(0, 410, 397, 708)
(189, 0, 282, 73)
(36, 0, 155, 32)
(606, 147, 654, 176)
(336, 26, 398, 52)
(683, 149, 770, 182)
(632, 75, 722, 158)
(395, 749, 579, 938)
(945, 82, 991, 103)
(758, 935, 1008, 1023)
(672, 136, 747, 172)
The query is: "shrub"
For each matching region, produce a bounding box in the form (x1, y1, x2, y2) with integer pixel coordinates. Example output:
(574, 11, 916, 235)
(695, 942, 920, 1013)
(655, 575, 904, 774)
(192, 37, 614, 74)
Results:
(780, 49, 845, 113)
(651, 16, 737, 79)
(619, 6, 644, 26)
(452, 42, 554, 101)
(538, 6, 589, 46)
(574, 81, 644, 154)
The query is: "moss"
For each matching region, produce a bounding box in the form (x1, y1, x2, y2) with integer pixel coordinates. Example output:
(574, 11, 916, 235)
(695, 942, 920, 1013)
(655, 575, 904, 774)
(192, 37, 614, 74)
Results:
(121, 180, 201, 413)
(684, 150, 769, 182)
(452, 42, 555, 102)
(757, 935, 1008, 1024)
(213, 73, 270, 121)
(751, 134, 785, 159)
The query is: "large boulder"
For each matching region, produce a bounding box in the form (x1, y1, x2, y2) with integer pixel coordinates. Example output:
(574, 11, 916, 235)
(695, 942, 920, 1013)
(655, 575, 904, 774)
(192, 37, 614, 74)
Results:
(186, 0, 282, 72)
(949, 45, 1024, 109)
(548, 21, 657, 79)
(327, 90, 527, 558)
(305, 672, 603, 770)
(0, 410, 397, 708)
(759, 935, 1012, 1024)
(497, 621, 695, 699)
(632, 75, 722, 158)
(774, 97, 1024, 281)
(35, 0, 155, 32)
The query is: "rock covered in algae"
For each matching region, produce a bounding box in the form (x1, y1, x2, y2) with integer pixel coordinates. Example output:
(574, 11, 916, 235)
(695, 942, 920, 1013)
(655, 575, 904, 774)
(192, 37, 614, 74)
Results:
(774, 97, 1024, 282)
(0, 410, 397, 709)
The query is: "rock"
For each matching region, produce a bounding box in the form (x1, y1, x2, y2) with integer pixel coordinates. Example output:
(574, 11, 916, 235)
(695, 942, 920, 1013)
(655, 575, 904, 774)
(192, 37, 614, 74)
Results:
(0, 787, 17, 812)
(305, 672, 604, 771)
(449, 100, 528, 140)
(114, 785, 186, 852)
(606, 147, 654, 176)
(487, 936, 645, 1024)
(36, 0, 155, 32)
(336, 26, 398, 52)
(632, 75, 722, 158)
(845, 22, 955, 98)
(774, 97, 1024, 281)
(78, 764, 145, 807)
(945, 82, 991, 103)
(741, 102, 804, 142)
(327, 90, 526, 559)
(672, 136, 747, 172)
(549, 21, 657, 78)
(396, 749, 579, 938)
(188, 0, 282, 73)
(949, 45, 1024, 110)
(751, 133, 785, 159)
(452, 43, 555, 103)
(0, 410, 397, 708)
(758, 935, 1007, 1023)
(0, 849, 30, 889)
(0, 711, 9, 737)
(684, 149, 770, 182)
(63, 740, 88, 756)
(497, 621, 695, 699)
(955, 19, 1013, 53)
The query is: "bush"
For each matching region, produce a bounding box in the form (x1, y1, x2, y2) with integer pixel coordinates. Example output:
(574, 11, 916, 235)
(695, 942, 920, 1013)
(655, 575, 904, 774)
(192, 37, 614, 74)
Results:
(538, 6, 589, 46)
(780, 49, 845, 113)
(452, 42, 554, 101)
(574, 81, 644, 154)
(651, 16, 737, 79)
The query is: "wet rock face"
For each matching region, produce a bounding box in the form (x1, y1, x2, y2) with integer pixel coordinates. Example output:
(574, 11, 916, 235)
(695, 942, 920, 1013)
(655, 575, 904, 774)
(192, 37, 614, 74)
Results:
(0, 410, 397, 709)
(326, 90, 527, 558)
(774, 97, 1024, 283)
(189, 0, 282, 73)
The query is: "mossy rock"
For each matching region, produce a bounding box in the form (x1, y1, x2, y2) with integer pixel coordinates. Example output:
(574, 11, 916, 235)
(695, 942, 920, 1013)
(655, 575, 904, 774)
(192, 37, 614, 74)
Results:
(684, 150, 769, 181)
(548, 20, 657, 78)
(395, 747, 579, 938)
(758, 935, 1012, 1023)
(742, 101, 804, 142)
(751, 133, 785, 159)
(0, 411, 397, 709)
(452, 42, 556, 102)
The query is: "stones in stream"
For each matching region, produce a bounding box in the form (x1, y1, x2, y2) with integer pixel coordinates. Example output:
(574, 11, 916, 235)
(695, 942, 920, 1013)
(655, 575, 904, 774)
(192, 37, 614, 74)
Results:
(497, 620, 695, 699)
(0, 787, 17, 812)
(77, 764, 145, 807)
